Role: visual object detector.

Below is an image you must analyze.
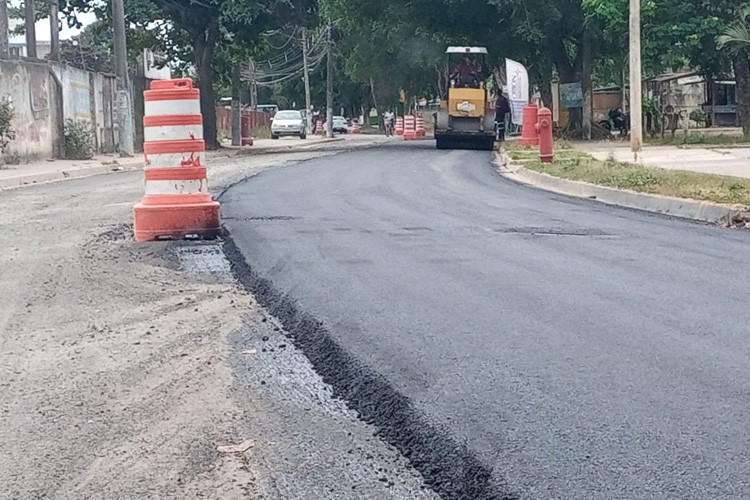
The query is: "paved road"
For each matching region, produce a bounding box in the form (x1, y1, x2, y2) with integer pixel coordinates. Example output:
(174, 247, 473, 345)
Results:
(223, 141, 750, 500)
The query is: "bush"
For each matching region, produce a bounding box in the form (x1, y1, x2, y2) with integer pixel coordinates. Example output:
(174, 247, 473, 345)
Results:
(0, 96, 16, 154)
(64, 119, 95, 160)
(689, 109, 707, 125)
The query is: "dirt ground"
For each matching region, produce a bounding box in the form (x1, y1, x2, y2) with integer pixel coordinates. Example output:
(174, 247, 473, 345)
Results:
(0, 141, 440, 500)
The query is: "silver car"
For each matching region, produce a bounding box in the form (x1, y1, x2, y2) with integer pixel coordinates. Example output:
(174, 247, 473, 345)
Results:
(271, 110, 306, 139)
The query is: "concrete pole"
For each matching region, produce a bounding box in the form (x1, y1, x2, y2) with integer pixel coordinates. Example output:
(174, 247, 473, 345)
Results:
(0, 0, 9, 58)
(231, 63, 241, 146)
(325, 18, 333, 138)
(24, 0, 36, 58)
(48, 0, 59, 61)
(302, 27, 312, 133)
(112, 0, 134, 155)
(629, 0, 643, 157)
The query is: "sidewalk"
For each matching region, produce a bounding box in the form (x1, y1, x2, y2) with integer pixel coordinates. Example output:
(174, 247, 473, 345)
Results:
(0, 154, 143, 190)
(576, 141, 750, 179)
(0, 134, 386, 190)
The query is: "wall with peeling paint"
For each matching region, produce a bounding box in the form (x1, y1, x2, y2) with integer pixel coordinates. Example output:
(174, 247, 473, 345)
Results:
(0, 59, 119, 162)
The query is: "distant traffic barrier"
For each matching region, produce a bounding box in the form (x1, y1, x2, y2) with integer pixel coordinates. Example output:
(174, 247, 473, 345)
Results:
(403, 115, 417, 140)
(315, 119, 323, 135)
(134, 78, 220, 242)
(415, 115, 426, 137)
(395, 116, 404, 136)
(518, 104, 540, 146)
(351, 118, 361, 134)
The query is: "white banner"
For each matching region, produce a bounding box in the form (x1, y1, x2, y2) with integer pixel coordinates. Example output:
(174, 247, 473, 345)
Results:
(506, 58, 529, 126)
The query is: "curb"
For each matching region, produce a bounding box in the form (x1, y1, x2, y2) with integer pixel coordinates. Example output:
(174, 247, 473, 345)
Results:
(493, 151, 750, 225)
(0, 162, 143, 191)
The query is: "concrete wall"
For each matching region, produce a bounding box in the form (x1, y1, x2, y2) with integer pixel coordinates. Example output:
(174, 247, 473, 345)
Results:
(0, 59, 119, 161)
(0, 60, 61, 160)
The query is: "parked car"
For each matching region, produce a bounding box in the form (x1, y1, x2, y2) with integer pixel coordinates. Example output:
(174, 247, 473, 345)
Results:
(332, 116, 349, 133)
(271, 110, 306, 139)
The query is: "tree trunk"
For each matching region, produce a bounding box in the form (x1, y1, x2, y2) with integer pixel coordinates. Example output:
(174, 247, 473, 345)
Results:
(732, 51, 750, 135)
(0, 0, 9, 58)
(231, 63, 241, 146)
(581, 32, 593, 140)
(25, 0, 36, 58)
(49, 0, 59, 61)
(193, 20, 219, 149)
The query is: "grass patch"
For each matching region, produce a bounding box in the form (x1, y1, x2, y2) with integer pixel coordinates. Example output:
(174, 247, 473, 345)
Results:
(516, 150, 750, 206)
(253, 126, 272, 139)
(646, 133, 750, 147)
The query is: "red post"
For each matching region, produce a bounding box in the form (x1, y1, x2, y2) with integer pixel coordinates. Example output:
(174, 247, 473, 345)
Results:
(241, 114, 254, 146)
(518, 104, 540, 146)
(537, 107, 554, 163)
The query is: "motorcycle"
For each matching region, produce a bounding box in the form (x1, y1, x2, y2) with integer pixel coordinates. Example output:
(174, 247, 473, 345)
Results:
(598, 108, 628, 136)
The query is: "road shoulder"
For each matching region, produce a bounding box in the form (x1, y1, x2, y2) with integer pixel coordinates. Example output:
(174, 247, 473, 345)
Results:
(494, 150, 750, 226)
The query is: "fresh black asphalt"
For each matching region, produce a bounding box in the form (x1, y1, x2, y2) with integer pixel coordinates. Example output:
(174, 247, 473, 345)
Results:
(222, 141, 750, 499)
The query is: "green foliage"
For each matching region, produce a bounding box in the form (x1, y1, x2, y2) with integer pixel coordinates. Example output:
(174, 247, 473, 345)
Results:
(690, 108, 707, 124)
(63, 119, 94, 160)
(0, 96, 16, 154)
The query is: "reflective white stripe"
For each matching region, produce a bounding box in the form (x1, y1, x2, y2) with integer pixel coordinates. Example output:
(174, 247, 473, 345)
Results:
(144, 124, 204, 142)
(145, 151, 204, 169)
(144, 179, 207, 195)
(145, 99, 201, 116)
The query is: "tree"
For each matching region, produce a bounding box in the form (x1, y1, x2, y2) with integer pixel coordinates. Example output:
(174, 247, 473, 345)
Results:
(718, 5, 750, 133)
(62, 0, 278, 148)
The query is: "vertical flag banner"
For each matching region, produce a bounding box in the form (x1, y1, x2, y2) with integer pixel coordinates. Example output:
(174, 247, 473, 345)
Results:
(506, 59, 530, 126)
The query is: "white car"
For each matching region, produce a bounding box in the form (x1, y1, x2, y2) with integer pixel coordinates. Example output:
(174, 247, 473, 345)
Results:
(332, 116, 348, 133)
(271, 110, 306, 139)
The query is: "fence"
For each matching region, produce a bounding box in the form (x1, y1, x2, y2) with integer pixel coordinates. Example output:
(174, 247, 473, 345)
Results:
(0, 59, 118, 161)
(216, 107, 273, 138)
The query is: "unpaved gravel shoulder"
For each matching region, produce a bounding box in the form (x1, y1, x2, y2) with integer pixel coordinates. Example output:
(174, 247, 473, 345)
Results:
(1, 223, 259, 500)
(0, 142, 438, 500)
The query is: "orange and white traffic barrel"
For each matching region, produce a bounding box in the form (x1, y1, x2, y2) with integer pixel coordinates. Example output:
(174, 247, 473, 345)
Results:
(315, 119, 323, 135)
(134, 78, 220, 242)
(351, 118, 361, 134)
(403, 115, 417, 140)
(415, 115, 426, 137)
(395, 116, 404, 135)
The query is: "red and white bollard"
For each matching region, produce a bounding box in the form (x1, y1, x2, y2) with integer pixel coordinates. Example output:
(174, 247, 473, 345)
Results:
(134, 78, 220, 242)
(395, 116, 404, 136)
(537, 107, 554, 163)
(351, 118, 361, 134)
(415, 115, 426, 137)
(315, 119, 323, 135)
(403, 115, 417, 140)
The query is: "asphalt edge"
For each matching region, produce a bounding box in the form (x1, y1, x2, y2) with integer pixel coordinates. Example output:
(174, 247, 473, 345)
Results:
(493, 151, 750, 225)
(225, 137, 349, 157)
(221, 232, 518, 500)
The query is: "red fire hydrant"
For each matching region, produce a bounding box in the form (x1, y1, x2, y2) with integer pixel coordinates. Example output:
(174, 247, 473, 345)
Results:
(536, 107, 553, 163)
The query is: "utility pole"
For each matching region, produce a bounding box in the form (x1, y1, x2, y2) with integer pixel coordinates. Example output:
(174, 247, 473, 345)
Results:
(112, 0, 134, 155)
(325, 18, 333, 138)
(0, 0, 9, 59)
(24, 0, 36, 58)
(301, 27, 312, 134)
(48, 0, 59, 61)
(629, 0, 643, 157)
(231, 62, 241, 146)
